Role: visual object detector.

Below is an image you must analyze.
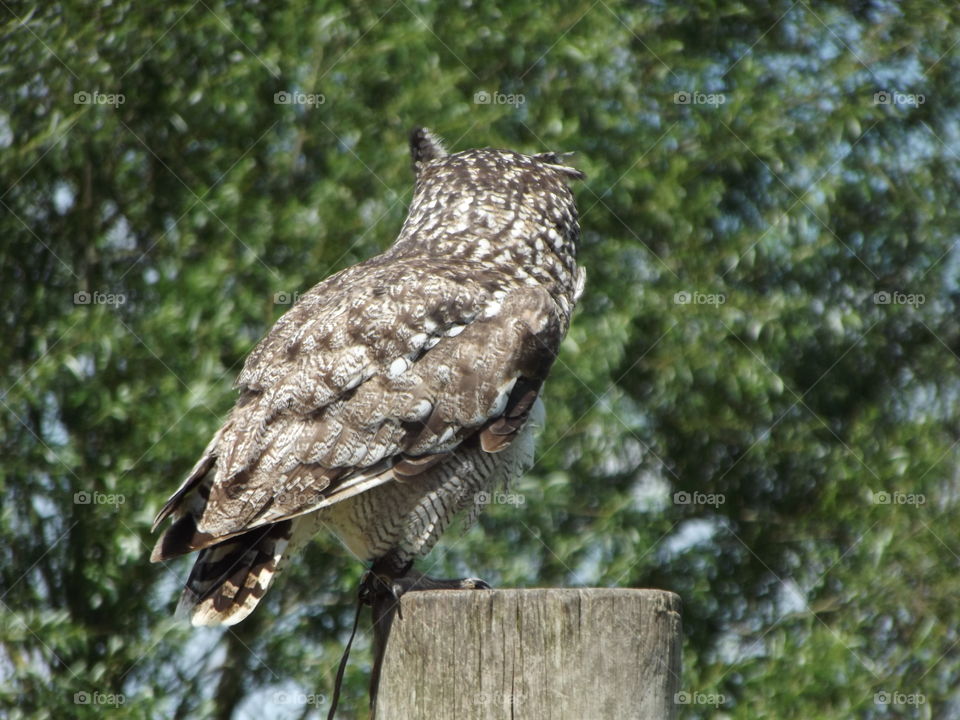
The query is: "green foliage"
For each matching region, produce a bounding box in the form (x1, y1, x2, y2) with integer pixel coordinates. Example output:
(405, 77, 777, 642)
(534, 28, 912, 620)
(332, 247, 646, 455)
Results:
(2, 1, 959, 717)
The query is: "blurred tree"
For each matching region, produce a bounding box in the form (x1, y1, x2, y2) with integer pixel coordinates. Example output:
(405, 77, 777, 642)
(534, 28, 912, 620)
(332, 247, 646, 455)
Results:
(1, 1, 958, 718)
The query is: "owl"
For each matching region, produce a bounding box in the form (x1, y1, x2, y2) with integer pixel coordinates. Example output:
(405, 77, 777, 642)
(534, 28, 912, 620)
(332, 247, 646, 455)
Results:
(151, 128, 585, 628)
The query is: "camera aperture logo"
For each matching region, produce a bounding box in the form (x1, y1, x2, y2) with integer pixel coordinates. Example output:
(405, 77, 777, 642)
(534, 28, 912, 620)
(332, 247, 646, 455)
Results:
(873, 290, 924, 307)
(274, 690, 326, 707)
(673, 490, 725, 507)
(674, 91, 726, 107)
(74, 490, 125, 508)
(274, 91, 325, 108)
(74, 690, 125, 706)
(274, 291, 303, 305)
(475, 490, 525, 506)
(473, 689, 527, 705)
(74, 290, 126, 307)
(870, 490, 925, 506)
(674, 290, 726, 306)
(474, 90, 525, 107)
(74, 91, 125, 107)
(274, 490, 323, 507)
(875, 690, 925, 706)
(873, 90, 925, 107)
(674, 690, 726, 707)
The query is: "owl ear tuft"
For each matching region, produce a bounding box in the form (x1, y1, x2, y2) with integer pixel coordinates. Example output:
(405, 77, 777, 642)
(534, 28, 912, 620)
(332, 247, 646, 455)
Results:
(410, 127, 448, 173)
(533, 151, 586, 181)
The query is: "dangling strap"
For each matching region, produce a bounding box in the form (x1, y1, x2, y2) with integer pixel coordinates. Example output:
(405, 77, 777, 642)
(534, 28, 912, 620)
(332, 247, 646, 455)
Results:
(327, 598, 364, 720)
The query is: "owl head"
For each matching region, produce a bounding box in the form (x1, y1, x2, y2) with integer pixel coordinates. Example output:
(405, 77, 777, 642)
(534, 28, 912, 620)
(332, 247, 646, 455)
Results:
(393, 128, 585, 307)
(409, 126, 585, 182)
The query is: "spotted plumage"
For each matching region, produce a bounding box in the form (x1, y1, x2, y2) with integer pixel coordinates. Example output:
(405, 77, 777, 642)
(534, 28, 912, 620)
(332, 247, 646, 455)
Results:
(151, 128, 585, 626)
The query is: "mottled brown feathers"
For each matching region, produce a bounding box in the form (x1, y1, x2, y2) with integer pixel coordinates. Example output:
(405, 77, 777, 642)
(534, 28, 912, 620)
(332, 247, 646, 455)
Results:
(152, 129, 584, 626)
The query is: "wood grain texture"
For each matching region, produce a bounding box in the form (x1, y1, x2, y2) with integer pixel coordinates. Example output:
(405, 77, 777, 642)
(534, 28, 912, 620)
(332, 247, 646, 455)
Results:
(375, 588, 682, 720)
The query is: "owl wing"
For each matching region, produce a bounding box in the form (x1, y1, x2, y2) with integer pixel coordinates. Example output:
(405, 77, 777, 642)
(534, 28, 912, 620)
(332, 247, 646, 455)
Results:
(150, 256, 565, 560)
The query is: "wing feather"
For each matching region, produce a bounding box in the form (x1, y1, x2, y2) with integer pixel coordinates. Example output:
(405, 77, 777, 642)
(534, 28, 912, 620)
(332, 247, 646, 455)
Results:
(151, 259, 563, 560)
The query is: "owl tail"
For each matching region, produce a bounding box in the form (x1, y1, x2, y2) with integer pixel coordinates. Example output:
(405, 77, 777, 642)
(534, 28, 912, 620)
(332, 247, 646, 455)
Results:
(175, 520, 293, 626)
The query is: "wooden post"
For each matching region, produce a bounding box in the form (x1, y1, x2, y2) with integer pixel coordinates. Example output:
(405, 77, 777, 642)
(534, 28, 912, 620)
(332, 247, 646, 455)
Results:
(374, 588, 682, 719)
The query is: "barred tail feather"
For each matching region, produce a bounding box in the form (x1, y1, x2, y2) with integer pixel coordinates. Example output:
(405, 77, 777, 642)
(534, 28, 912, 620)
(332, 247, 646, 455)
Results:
(177, 520, 293, 627)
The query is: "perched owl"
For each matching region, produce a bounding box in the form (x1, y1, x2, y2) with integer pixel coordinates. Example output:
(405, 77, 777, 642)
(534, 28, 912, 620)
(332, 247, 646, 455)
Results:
(151, 128, 585, 627)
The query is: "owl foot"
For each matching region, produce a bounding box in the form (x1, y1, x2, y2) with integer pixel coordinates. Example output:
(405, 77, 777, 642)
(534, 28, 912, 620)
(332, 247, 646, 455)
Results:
(359, 559, 490, 715)
(360, 567, 490, 612)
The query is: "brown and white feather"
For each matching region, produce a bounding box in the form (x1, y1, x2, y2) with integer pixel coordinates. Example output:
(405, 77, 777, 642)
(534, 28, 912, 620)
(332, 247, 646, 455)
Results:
(151, 129, 585, 626)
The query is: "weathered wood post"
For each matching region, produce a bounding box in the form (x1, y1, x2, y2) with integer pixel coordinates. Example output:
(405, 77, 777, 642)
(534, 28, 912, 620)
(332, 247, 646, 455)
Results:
(375, 588, 682, 719)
